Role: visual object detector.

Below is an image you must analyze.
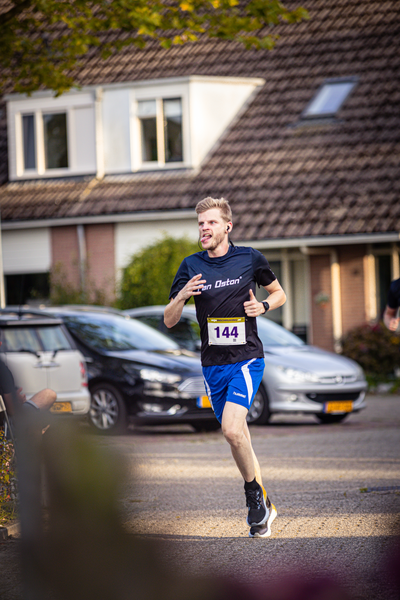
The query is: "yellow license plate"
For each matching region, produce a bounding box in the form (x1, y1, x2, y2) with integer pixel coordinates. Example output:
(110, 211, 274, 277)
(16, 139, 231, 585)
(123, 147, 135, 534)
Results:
(196, 396, 212, 409)
(50, 401, 72, 413)
(324, 401, 353, 414)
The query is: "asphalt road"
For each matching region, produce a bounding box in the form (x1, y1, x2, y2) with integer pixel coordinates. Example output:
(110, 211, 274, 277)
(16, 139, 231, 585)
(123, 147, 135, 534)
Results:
(1, 395, 399, 600)
(109, 395, 400, 600)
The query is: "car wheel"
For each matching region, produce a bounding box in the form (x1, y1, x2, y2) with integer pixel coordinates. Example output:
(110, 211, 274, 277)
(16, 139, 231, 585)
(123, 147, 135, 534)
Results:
(316, 413, 349, 424)
(89, 383, 127, 434)
(191, 421, 221, 433)
(246, 384, 270, 425)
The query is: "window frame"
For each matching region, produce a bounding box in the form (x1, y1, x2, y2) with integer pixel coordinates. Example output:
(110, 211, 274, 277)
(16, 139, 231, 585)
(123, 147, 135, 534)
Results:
(16, 108, 72, 177)
(7, 91, 96, 180)
(301, 77, 358, 120)
(132, 85, 188, 171)
(136, 96, 184, 168)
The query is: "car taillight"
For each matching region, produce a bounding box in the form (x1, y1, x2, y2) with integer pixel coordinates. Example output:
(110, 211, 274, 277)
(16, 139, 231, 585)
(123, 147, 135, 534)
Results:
(80, 361, 88, 387)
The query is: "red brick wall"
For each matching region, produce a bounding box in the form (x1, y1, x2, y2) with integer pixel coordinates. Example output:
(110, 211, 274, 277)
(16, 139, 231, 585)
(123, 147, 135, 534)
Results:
(85, 223, 115, 303)
(309, 253, 334, 351)
(338, 245, 366, 335)
(51, 226, 80, 289)
(50, 224, 115, 303)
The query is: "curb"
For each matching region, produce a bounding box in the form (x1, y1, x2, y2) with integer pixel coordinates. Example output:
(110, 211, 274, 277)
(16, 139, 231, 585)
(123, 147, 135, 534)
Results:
(0, 522, 20, 541)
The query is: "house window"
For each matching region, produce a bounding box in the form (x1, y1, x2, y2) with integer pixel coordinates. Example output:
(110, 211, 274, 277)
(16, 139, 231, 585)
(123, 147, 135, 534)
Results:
(138, 97, 183, 165)
(303, 78, 357, 117)
(164, 98, 182, 162)
(43, 113, 68, 169)
(5, 272, 50, 305)
(22, 114, 36, 170)
(21, 111, 69, 172)
(376, 255, 392, 318)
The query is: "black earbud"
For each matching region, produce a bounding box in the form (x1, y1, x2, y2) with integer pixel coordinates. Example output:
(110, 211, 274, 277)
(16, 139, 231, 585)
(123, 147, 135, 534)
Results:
(226, 226, 230, 232)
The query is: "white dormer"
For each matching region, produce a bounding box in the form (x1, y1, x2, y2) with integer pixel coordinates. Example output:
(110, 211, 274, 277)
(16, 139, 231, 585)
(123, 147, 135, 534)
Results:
(6, 75, 264, 181)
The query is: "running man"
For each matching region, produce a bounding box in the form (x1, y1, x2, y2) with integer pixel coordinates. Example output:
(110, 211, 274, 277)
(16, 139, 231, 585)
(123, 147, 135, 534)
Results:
(164, 197, 286, 537)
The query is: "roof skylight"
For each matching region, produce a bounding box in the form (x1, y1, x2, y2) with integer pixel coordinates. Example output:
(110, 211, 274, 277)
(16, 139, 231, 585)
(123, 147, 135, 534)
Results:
(303, 78, 357, 117)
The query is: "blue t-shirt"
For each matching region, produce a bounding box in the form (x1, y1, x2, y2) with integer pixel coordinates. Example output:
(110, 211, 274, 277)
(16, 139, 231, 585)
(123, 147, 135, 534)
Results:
(169, 246, 276, 366)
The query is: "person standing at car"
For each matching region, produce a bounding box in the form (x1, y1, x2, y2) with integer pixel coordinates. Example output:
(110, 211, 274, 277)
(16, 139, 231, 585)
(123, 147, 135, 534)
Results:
(0, 343, 57, 436)
(383, 277, 400, 331)
(164, 197, 286, 537)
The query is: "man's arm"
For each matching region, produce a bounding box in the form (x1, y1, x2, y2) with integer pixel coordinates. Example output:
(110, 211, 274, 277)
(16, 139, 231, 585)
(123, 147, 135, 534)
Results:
(383, 306, 399, 331)
(244, 279, 286, 317)
(164, 274, 206, 328)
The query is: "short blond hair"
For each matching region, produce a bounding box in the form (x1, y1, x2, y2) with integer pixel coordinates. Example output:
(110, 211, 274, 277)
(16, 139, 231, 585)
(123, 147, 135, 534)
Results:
(195, 197, 232, 222)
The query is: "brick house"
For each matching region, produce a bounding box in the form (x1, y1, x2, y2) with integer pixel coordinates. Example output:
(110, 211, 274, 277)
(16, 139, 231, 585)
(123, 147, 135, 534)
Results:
(0, 0, 399, 352)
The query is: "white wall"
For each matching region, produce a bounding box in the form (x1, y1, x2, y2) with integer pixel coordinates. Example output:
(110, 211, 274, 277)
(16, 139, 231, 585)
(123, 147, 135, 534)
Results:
(2, 228, 51, 274)
(73, 105, 96, 172)
(115, 217, 199, 276)
(103, 89, 131, 173)
(189, 78, 262, 167)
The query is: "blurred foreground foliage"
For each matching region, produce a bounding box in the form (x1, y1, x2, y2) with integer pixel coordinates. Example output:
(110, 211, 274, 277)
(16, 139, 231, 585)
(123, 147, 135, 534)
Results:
(117, 234, 199, 309)
(0, 0, 309, 96)
(341, 322, 400, 390)
(0, 429, 17, 526)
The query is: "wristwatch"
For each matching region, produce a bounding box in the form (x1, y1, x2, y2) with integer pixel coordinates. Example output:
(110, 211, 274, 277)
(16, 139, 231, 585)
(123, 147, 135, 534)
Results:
(261, 301, 270, 313)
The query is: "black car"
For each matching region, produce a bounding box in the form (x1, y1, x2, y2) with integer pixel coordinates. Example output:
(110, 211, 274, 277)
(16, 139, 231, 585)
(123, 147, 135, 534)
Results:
(125, 305, 201, 352)
(35, 307, 216, 433)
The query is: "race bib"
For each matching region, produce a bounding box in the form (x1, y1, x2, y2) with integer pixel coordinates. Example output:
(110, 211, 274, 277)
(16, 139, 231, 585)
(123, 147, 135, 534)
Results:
(207, 317, 246, 345)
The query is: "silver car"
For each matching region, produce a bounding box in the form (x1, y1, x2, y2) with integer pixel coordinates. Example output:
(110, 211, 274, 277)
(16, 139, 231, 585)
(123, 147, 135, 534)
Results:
(126, 305, 367, 425)
(0, 310, 90, 418)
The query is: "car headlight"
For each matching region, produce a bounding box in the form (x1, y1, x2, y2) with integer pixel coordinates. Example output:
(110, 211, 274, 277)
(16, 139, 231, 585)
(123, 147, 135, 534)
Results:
(277, 366, 320, 383)
(140, 368, 182, 384)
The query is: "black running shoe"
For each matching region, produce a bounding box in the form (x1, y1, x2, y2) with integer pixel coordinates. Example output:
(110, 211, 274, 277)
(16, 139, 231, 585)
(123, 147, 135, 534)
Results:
(245, 483, 268, 526)
(248, 499, 277, 537)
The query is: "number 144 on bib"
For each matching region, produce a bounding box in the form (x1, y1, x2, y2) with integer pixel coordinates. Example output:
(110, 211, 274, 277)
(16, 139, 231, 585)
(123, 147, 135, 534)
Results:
(207, 317, 246, 346)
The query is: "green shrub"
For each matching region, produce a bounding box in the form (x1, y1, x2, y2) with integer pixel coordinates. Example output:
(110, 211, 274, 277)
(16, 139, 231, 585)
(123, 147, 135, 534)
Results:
(340, 322, 400, 377)
(117, 234, 199, 309)
(50, 262, 111, 307)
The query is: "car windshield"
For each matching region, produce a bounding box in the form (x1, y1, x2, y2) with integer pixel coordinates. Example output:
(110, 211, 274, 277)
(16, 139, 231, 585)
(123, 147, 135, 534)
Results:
(0, 325, 71, 353)
(64, 314, 180, 352)
(256, 317, 304, 347)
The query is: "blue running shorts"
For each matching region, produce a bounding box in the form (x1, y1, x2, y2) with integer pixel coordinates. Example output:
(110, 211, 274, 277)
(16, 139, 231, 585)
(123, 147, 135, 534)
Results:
(202, 358, 265, 423)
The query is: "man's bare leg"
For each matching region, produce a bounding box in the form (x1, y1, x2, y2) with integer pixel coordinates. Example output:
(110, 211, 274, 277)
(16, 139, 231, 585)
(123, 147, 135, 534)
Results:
(222, 401, 271, 530)
(28, 389, 57, 411)
(221, 402, 256, 481)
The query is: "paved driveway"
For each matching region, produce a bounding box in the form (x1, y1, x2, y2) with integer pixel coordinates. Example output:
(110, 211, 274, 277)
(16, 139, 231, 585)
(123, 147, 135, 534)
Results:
(108, 395, 400, 599)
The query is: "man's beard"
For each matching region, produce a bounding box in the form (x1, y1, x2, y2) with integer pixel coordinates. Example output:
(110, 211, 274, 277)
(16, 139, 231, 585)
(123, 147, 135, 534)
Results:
(200, 230, 226, 251)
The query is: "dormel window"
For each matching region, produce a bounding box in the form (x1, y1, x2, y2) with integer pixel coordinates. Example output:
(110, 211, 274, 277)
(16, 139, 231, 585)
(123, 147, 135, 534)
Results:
(9, 76, 265, 179)
(138, 97, 183, 165)
(303, 78, 358, 118)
